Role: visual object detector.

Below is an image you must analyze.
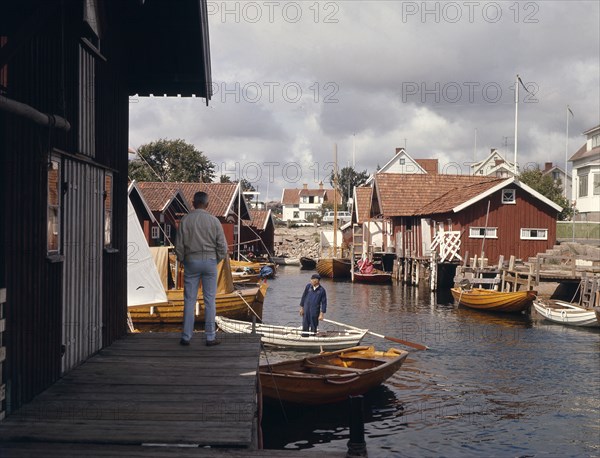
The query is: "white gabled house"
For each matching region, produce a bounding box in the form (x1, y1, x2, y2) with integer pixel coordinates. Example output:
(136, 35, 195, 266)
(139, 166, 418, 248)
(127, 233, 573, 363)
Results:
(280, 182, 339, 222)
(471, 149, 516, 178)
(570, 124, 600, 221)
(366, 147, 438, 184)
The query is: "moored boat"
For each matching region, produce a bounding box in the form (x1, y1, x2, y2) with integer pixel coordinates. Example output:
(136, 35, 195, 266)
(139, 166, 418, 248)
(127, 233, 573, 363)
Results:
(272, 256, 301, 266)
(129, 281, 268, 324)
(353, 271, 393, 283)
(533, 300, 600, 327)
(216, 316, 367, 350)
(451, 287, 536, 313)
(352, 258, 392, 283)
(300, 256, 317, 270)
(259, 345, 409, 405)
(316, 257, 352, 278)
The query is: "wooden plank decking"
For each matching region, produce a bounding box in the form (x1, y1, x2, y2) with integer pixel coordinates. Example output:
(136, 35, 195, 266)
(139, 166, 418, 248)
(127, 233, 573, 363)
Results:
(0, 332, 262, 449)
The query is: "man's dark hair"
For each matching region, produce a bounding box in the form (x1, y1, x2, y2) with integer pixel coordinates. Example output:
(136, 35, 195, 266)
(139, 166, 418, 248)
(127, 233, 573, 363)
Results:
(193, 191, 209, 209)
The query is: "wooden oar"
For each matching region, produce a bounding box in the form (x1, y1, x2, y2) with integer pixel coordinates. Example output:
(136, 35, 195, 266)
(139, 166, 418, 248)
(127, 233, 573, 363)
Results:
(323, 318, 428, 351)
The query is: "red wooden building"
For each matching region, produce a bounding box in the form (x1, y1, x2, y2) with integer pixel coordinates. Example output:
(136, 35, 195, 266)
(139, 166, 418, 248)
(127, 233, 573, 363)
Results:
(0, 0, 212, 415)
(370, 174, 562, 265)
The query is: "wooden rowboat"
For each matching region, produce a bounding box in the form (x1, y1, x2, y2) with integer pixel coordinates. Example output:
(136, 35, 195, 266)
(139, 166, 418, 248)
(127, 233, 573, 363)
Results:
(259, 345, 409, 405)
(451, 287, 536, 313)
(316, 258, 352, 278)
(129, 282, 268, 324)
(533, 300, 600, 327)
(216, 316, 367, 350)
(353, 270, 392, 284)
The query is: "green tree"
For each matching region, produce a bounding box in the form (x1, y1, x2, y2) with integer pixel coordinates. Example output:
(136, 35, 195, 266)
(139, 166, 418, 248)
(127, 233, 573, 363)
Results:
(219, 175, 232, 183)
(519, 169, 573, 220)
(329, 166, 370, 210)
(128, 139, 215, 182)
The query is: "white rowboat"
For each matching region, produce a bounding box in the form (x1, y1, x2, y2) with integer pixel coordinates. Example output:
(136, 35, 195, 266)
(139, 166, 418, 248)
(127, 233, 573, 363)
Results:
(533, 300, 599, 327)
(215, 316, 367, 350)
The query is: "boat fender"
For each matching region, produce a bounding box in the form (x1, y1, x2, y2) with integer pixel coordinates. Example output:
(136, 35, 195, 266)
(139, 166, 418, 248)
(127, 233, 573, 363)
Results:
(560, 310, 566, 320)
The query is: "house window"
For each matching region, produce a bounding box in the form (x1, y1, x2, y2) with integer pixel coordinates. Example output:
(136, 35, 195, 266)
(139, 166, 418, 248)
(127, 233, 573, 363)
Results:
(399, 158, 405, 165)
(552, 171, 560, 181)
(521, 228, 548, 240)
(593, 174, 600, 195)
(501, 189, 516, 204)
(47, 156, 61, 254)
(293, 211, 299, 219)
(579, 174, 588, 197)
(592, 133, 600, 148)
(469, 227, 498, 238)
(165, 224, 171, 238)
(104, 173, 113, 247)
(479, 170, 483, 175)
(151, 226, 160, 239)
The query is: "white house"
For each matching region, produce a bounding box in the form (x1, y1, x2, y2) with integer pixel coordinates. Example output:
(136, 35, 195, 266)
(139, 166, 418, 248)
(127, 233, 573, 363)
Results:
(570, 124, 600, 221)
(280, 182, 339, 222)
(366, 148, 438, 184)
(541, 162, 572, 201)
(471, 149, 516, 177)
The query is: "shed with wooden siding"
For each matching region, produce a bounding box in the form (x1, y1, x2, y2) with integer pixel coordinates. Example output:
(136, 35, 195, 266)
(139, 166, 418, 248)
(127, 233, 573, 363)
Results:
(0, 0, 212, 416)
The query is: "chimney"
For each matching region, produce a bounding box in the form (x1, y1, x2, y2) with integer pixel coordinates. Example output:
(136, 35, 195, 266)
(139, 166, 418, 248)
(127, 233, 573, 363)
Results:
(544, 162, 553, 172)
(395, 147, 404, 154)
(319, 181, 324, 190)
(302, 183, 308, 190)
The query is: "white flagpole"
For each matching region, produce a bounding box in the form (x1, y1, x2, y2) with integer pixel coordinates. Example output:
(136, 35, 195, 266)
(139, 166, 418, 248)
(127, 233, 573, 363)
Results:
(352, 133, 356, 168)
(564, 105, 570, 199)
(514, 74, 519, 176)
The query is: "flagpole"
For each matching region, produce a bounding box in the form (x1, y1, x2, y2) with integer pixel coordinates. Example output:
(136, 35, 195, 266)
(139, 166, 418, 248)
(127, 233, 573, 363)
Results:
(514, 74, 519, 176)
(564, 105, 570, 199)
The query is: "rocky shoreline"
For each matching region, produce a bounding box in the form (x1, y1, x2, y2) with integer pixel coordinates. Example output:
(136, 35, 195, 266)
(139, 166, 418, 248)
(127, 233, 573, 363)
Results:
(273, 226, 321, 259)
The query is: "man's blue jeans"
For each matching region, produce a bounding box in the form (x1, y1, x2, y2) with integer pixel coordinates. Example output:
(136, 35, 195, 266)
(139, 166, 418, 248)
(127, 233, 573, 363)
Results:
(182, 258, 218, 342)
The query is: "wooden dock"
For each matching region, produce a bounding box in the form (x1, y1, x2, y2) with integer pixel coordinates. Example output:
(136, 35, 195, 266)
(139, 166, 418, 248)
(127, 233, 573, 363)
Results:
(0, 332, 267, 453)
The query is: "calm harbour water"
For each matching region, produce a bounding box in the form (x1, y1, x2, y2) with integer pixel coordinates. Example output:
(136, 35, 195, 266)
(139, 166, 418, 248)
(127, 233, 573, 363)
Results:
(260, 266, 600, 457)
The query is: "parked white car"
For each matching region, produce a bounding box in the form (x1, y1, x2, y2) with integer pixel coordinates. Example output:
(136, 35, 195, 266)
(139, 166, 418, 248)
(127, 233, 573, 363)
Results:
(322, 211, 352, 224)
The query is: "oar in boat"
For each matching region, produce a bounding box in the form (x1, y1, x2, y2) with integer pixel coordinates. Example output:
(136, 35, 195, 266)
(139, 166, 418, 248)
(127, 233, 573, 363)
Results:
(323, 318, 428, 351)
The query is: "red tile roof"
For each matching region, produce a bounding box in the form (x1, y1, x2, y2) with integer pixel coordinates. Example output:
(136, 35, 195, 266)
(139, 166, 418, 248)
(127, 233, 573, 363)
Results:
(242, 209, 272, 231)
(136, 182, 188, 212)
(354, 187, 373, 223)
(373, 174, 502, 216)
(176, 183, 240, 218)
(281, 187, 340, 204)
(415, 159, 438, 174)
(136, 182, 249, 219)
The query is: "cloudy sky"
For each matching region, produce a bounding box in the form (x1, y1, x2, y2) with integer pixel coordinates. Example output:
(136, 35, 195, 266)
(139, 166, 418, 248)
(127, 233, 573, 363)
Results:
(129, 0, 600, 202)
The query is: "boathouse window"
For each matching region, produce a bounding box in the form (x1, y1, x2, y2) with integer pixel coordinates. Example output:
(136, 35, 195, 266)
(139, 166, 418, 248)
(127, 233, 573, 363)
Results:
(104, 173, 113, 247)
(520, 228, 548, 240)
(501, 189, 516, 204)
(165, 224, 172, 239)
(469, 227, 497, 238)
(47, 156, 61, 254)
(151, 226, 160, 239)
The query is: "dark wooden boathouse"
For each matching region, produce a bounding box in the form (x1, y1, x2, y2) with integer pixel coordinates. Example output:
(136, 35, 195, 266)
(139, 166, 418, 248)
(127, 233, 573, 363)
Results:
(0, 0, 212, 417)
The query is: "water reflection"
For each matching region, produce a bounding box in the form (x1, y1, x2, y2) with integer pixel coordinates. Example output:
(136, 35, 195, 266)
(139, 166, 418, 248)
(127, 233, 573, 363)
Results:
(262, 267, 600, 457)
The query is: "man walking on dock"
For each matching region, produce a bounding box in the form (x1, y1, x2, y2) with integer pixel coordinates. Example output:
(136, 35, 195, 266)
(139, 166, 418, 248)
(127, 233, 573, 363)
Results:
(176, 191, 228, 346)
(300, 273, 327, 337)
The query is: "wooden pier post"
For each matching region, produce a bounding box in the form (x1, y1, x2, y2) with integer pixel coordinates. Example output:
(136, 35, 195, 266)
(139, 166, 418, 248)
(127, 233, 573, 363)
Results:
(346, 395, 367, 457)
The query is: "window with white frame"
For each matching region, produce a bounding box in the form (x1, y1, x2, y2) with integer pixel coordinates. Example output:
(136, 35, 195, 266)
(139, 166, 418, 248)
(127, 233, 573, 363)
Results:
(579, 174, 588, 197)
(151, 226, 160, 239)
(469, 227, 497, 238)
(520, 228, 547, 240)
(47, 155, 61, 254)
(165, 224, 171, 238)
(593, 174, 600, 195)
(501, 189, 516, 204)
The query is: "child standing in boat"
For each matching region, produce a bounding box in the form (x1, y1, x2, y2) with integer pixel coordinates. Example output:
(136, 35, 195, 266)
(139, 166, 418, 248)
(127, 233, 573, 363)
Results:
(300, 273, 327, 337)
